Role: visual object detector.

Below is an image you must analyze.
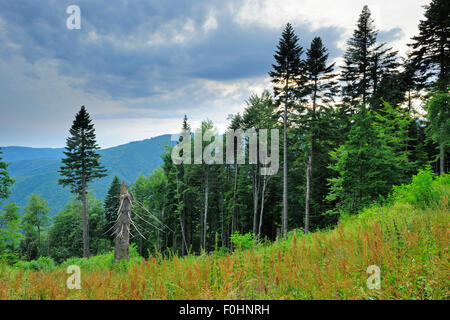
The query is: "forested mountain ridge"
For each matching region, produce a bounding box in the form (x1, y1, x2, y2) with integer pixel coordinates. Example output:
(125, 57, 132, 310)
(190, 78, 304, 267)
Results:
(1, 134, 174, 215)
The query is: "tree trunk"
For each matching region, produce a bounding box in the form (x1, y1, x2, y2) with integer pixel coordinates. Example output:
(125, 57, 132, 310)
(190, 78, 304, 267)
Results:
(305, 141, 312, 234)
(440, 122, 445, 175)
(305, 84, 316, 234)
(282, 100, 288, 237)
(161, 178, 168, 251)
(114, 183, 132, 264)
(258, 175, 269, 236)
(231, 163, 239, 248)
(81, 180, 90, 258)
(176, 168, 188, 256)
(37, 223, 41, 257)
(203, 165, 209, 250)
(252, 165, 260, 235)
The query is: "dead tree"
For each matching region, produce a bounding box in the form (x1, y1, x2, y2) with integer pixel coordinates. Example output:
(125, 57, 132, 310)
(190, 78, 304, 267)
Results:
(104, 181, 172, 264)
(114, 182, 133, 264)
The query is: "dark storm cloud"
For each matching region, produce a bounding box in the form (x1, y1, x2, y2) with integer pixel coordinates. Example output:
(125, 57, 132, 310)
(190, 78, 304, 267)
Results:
(0, 0, 346, 100)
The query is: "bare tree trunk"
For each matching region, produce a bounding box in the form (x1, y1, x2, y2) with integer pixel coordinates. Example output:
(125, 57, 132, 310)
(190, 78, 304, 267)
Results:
(163, 178, 168, 251)
(203, 165, 209, 250)
(305, 81, 317, 234)
(81, 179, 90, 258)
(252, 165, 260, 235)
(440, 123, 445, 175)
(231, 163, 239, 248)
(220, 191, 225, 247)
(37, 222, 41, 257)
(282, 101, 288, 237)
(114, 183, 132, 264)
(305, 140, 312, 234)
(175, 169, 188, 256)
(258, 175, 269, 236)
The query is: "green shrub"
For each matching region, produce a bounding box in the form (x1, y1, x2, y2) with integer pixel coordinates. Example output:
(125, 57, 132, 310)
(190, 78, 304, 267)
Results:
(230, 232, 258, 251)
(0, 252, 19, 265)
(390, 168, 448, 209)
(61, 244, 143, 272)
(15, 256, 56, 272)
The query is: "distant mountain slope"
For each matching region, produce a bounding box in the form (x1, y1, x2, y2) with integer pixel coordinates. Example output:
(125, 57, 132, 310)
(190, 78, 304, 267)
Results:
(1, 134, 174, 215)
(1, 146, 64, 162)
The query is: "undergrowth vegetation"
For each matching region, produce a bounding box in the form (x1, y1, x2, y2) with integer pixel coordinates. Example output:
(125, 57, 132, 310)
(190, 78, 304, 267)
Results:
(0, 169, 448, 300)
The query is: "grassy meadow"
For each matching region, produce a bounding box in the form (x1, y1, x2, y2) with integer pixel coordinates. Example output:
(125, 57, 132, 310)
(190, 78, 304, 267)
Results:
(0, 170, 448, 300)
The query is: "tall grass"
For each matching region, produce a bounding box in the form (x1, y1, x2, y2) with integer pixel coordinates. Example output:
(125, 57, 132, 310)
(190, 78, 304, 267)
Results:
(0, 170, 448, 300)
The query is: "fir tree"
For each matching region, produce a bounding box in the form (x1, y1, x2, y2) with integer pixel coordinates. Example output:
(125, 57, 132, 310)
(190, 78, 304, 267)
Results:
(341, 5, 399, 109)
(269, 22, 304, 237)
(59, 106, 107, 257)
(302, 37, 338, 233)
(409, 0, 450, 91)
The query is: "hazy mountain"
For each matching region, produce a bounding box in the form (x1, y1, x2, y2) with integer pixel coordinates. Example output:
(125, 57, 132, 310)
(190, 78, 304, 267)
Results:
(1, 134, 174, 215)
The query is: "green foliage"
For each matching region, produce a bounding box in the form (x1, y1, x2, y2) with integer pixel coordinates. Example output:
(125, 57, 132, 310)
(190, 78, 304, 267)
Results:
(104, 175, 121, 244)
(341, 5, 398, 107)
(58, 106, 107, 257)
(0, 202, 22, 255)
(1, 171, 448, 299)
(0, 252, 19, 265)
(230, 231, 258, 251)
(22, 195, 50, 232)
(61, 244, 142, 272)
(424, 91, 450, 173)
(390, 168, 449, 209)
(21, 194, 51, 259)
(425, 91, 450, 144)
(327, 105, 412, 214)
(130, 168, 167, 256)
(409, 0, 450, 90)
(0, 148, 14, 201)
(303, 37, 338, 108)
(269, 22, 304, 102)
(58, 106, 107, 196)
(49, 194, 109, 263)
(15, 256, 56, 273)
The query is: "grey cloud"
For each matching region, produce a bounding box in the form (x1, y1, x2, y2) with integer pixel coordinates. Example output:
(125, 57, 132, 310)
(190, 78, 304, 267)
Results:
(0, 0, 345, 100)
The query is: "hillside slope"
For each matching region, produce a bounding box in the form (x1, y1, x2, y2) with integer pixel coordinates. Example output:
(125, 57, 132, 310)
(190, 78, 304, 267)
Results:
(1, 134, 174, 214)
(0, 170, 448, 300)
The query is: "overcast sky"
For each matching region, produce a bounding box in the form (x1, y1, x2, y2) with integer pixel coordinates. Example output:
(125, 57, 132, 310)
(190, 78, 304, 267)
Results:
(0, 0, 430, 148)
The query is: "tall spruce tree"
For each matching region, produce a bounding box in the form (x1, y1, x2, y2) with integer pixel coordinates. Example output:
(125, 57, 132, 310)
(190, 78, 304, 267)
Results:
(409, 0, 450, 91)
(341, 5, 399, 109)
(104, 175, 121, 245)
(59, 106, 107, 258)
(302, 37, 338, 233)
(269, 22, 304, 237)
(0, 148, 14, 201)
